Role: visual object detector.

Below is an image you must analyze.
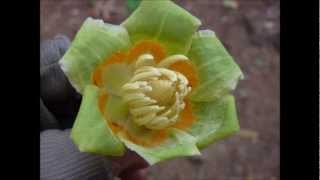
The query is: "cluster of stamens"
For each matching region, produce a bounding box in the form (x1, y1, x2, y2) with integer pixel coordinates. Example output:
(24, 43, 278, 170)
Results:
(121, 54, 191, 130)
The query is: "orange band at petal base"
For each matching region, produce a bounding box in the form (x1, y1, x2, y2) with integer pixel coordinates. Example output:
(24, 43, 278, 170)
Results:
(127, 40, 167, 64)
(168, 60, 199, 88)
(92, 52, 127, 87)
(98, 90, 108, 115)
(172, 100, 196, 131)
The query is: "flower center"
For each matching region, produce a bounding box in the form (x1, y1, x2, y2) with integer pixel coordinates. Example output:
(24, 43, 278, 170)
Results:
(121, 53, 191, 130)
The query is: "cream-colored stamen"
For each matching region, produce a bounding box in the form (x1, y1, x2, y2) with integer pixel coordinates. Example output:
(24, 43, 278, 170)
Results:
(122, 53, 192, 130)
(157, 55, 189, 67)
(135, 54, 155, 68)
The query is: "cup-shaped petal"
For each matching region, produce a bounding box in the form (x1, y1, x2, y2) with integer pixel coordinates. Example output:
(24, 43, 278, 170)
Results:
(188, 30, 243, 102)
(60, 18, 132, 94)
(71, 85, 125, 156)
(119, 128, 200, 165)
(122, 0, 201, 55)
(188, 95, 240, 149)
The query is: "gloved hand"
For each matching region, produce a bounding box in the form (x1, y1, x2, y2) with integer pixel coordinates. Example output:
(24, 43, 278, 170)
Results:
(40, 35, 81, 130)
(40, 35, 148, 180)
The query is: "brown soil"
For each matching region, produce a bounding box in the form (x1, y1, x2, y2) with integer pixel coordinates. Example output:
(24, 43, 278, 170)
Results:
(41, 0, 280, 179)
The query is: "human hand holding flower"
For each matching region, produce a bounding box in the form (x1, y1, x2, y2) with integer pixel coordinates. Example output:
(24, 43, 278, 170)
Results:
(40, 35, 149, 180)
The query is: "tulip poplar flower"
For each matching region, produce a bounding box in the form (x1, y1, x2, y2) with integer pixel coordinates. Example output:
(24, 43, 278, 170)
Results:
(59, 0, 244, 165)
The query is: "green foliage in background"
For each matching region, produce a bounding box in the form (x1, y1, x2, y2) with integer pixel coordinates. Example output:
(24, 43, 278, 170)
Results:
(127, 0, 141, 13)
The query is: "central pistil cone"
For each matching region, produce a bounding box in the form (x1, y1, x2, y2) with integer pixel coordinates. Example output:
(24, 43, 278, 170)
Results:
(145, 79, 175, 106)
(121, 53, 191, 130)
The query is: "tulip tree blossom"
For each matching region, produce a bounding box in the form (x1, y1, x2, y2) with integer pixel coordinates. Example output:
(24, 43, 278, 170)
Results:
(59, 0, 244, 165)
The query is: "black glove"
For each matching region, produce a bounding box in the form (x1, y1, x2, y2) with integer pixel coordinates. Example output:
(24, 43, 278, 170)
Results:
(40, 35, 112, 180)
(40, 35, 81, 131)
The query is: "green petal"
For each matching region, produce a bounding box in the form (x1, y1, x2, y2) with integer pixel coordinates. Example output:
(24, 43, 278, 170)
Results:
(102, 63, 133, 96)
(122, 0, 201, 55)
(59, 18, 131, 94)
(188, 30, 244, 102)
(188, 95, 240, 149)
(71, 85, 125, 156)
(119, 128, 200, 165)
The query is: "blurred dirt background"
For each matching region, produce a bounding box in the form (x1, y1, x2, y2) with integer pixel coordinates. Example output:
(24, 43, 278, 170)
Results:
(41, 0, 280, 179)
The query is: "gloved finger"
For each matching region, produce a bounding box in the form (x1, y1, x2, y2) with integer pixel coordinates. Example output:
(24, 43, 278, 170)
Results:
(40, 34, 77, 104)
(110, 149, 149, 178)
(120, 169, 147, 180)
(40, 98, 60, 131)
(41, 129, 113, 180)
(40, 35, 81, 128)
(40, 34, 70, 67)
